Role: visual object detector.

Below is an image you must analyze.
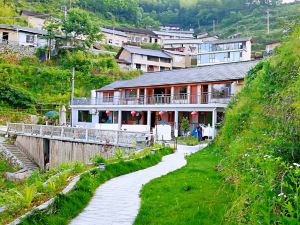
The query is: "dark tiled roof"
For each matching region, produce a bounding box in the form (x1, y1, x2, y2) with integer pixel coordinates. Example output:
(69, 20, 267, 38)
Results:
(106, 26, 157, 37)
(99, 60, 258, 90)
(101, 28, 128, 37)
(0, 24, 48, 35)
(97, 80, 130, 91)
(20, 10, 51, 19)
(121, 45, 172, 59)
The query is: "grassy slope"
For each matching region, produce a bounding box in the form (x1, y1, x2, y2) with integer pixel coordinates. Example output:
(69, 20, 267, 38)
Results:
(135, 27, 300, 224)
(134, 147, 234, 225)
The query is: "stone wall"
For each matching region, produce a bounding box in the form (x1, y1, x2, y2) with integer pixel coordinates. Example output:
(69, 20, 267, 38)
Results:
(0, 43, 36, 57)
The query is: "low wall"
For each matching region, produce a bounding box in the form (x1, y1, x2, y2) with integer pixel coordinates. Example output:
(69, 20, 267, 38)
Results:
(15, 136, 45, 169)
(15, 135, 134, 169)
(0, 43, 36, 57)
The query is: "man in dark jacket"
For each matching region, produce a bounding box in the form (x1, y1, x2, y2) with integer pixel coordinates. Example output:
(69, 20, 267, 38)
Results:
(196, 124, 203, 142)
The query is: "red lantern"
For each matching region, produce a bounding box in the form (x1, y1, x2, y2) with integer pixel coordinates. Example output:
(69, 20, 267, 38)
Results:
(131, 111, 136, 117)
(159, 111, 164, 118)
(106, 111, 110, 116)
(191, 111, 198, 117)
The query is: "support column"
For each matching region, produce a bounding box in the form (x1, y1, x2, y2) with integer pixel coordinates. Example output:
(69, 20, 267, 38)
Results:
(144, 88, 147, 104)
(174, 110, 179, 137)
(171, 86, 175, 103)
(208, 84, 212, 103)
(118, 110, 122, 130)
(187, 85, 191, 104)
(197, 84, 201, 104)
(212, 108, 217, 138)
(147, 110, 151, 131)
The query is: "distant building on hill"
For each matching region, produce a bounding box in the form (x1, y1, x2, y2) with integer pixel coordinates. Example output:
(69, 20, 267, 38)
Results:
(116, 45, 172, 72)
(0, 24, 49, 47)
(197, 37, 252, 66)
(106, 27, 160, 45)
(20, 10, 60, 30)
(100, 28, 129, 47)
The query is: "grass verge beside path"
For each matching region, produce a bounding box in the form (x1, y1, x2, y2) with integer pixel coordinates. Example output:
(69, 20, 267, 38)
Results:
(19, 147, 173, 225)
(134, 146, 233, 225)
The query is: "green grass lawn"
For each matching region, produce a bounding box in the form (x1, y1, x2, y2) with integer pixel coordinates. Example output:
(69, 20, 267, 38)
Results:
(134, 146, 233, 225)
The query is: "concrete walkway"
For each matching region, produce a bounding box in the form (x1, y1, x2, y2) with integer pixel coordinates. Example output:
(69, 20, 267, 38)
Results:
(70, 144, 206, 225)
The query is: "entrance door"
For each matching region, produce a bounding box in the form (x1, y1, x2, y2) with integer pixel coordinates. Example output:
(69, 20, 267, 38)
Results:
(151, 112, 156, 128)
(201, 85, 209, 103)
(190, 85, 197, 104)
(43, 139, 50, 169)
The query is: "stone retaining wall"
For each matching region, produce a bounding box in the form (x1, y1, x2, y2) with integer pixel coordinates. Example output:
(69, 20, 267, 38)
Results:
(0, 43, 36, 57)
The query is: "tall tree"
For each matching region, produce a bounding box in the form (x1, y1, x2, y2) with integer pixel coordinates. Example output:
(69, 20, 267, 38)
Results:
(62, 8, 101, 48)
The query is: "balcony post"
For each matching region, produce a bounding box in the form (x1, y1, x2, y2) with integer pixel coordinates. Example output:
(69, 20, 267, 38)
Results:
(187, 85, 191, 104)
(212, 108, 217, 138)
(147, 110, 151, 132)
(118, 110, 122, 130)
(137, 88, 140, 104)
(171, 86, 174, 103)
(174, 110, 179, 137)
(208, 84, 212, 103)
(197, 84, 201, 104)
(144, 88, 147, 104)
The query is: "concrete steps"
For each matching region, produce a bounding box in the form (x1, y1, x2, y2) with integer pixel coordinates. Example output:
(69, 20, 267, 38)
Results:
(1, 143, 39, 170)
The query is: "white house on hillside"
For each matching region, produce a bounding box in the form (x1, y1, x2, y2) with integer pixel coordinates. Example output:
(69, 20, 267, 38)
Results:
(70, 60, 258, 138)
(197, 37, 252, 66)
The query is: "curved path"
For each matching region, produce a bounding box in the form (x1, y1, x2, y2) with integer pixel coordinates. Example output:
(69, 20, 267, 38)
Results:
(70, 144, 205, 225)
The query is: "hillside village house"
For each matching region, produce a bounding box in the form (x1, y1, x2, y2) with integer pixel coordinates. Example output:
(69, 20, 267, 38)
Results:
(70, 60, 257, 138)
(0, 24, 48, 47)
(198, 37, 252, 66)
(162, 36, 218, 54)
(100, 28, 129, 47)
(163, 50, 196, 69)
(20, 10, 60, 30)
(107, 27, 160, 45)
(116, 45, 173, 72)
(153, 30, 194, 41)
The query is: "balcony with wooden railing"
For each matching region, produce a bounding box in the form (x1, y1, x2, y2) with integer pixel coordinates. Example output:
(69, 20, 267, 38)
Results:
(71, 92, 232, 106)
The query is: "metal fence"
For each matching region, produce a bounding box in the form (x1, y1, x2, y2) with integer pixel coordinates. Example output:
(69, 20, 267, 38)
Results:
(7, 123, 149, 147)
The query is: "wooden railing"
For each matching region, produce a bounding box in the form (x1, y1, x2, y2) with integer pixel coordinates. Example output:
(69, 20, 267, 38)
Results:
(72, 92, 232, 106)
(7, 123, 150, 147)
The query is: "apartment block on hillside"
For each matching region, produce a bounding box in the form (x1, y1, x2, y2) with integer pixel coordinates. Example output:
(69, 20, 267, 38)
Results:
(198, 37, 252, 66)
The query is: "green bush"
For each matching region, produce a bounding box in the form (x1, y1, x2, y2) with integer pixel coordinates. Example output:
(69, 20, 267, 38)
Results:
(0, 82, 35, 108)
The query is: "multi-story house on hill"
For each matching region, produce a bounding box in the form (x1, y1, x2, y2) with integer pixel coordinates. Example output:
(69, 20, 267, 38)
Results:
(116, 45, 172, 72)
(70, 60, 258, 138)
(197, 37, 252, 66)
(106, 27, 160, 45)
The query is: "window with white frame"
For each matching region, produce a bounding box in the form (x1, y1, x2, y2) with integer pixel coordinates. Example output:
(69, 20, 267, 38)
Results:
(26, 35, 35, 44)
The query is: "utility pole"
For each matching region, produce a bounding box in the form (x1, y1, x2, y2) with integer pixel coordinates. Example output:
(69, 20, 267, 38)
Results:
(70, 67, 75, 127)
(71, 67, 75, 106)
(267, 9, 270, 35)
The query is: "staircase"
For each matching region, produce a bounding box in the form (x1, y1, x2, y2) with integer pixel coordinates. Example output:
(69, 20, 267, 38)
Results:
(0, 143, 38, 171)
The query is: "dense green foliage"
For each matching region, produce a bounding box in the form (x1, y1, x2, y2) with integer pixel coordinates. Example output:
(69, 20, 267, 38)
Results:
(134, 27, 300, 224)
(19, 147, 173, 225)
(215, 26, 300, 223)
(1, 0, 300, 46)
(0, 82, 35, 108)
(134, 146, 234, 225)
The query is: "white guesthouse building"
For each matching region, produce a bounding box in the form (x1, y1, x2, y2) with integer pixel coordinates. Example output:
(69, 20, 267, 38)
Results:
(70, 60, 257, 138)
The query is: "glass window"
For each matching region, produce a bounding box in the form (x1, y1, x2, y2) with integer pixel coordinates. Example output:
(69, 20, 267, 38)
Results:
(125, 89, 137, 98)
(26, 35, 35, 43)
(103, 92, 113, 102)
(78, 110, 92, 122)
(212, 84, 231, 97)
